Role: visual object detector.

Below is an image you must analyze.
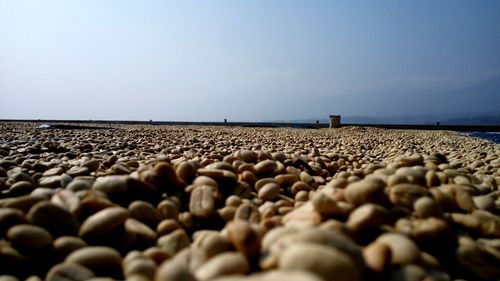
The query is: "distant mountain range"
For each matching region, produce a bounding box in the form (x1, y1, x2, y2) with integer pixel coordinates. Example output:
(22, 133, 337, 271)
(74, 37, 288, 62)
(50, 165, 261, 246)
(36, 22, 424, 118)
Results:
(278, 74, 500, 125)
(280, 115, 500, 126)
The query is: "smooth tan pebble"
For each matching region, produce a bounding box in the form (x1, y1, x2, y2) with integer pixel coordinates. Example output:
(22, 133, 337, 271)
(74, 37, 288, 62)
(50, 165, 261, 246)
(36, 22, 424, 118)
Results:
(123, 257, 157, 279)
(189, 185, 216, 218)
(65, 246, 122, 276)
(8, 181, 34, 196)
(363, 242, 391, 272)
(154, 162, 179, 188)
(344, 178, 386, 206)
(389, 264, 427, 281)
(234, 203, 260, 223)
(257, 182, 280, 201)
(92, 175, 127, 195)
(0, 208, 26, 235)
(66, 179, 93, 192)
(156, 219, 182, 236)
(413, 197, 440, 218)
(226, 221, 260, 259)
(236, 149, 257, 163)
(51, 189, 82, 215)
(192, 231, 232, 259)
(82, 159, 100, 172)
(376, 233, 420, 265)
(27, 201, 79, 237)
(210, 270, 323, 281)
(5, 195, 47, 213)
(195, 252, 249, 280)
(128, 200, 161, 228)
(278, 242, 360, 281)
(125, 218, 157, 244)
(7, 224, 53, 252)
(389, 183, 429, 209)
(155, 258, 196, 281)
(193, 175, 219, 188)
(311, 192, 343, 216)
(79, 206, 129, 238)
(53, 236, 88, 257)
(37, 174, 60, 187)
(346, 203, 388, 231)
(254, 160, 277, 175)
(275, 173, 299, 187)
(0, 275, 19, 281)
(176, 161, 197, 182)
(143, 247, 170, 265)
(157, 229, 190, 256)
(66, 166, 90, 177)
(45, 262, 95, 281)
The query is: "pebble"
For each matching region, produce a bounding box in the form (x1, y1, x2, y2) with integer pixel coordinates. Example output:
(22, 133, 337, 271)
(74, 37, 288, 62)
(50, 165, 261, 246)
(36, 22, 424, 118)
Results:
(123, 256, 157, 279)
(278, 242, 360, 281)
(344, 178, 386, 206)
(226, 220, 260, 259)
(8, 181, 34, 196)
(51, 189, 82, 215)
(376, 233, 420, 264)
(129, 200, 161, 228)
(189, 185, 216, 218)
(389, 183, 429, 209)
(79, 206, 129, 239)
(362, 242, 391, 272)
(53, 235, 88, 257)
(0, 208, 26, 235)
(257, 182, 280, 201)
(211, 270, 323, 281)
(157, 229, 190, 256)
(45, 262, 95, 281)
(346, 203, 388, 231)
(38, 175, 64, 188)
(176, 161, 197, 182)
(92, 175, 128, 195)
(82, 159, 100, 172)
(7, 224, 53, 253)
(125, 218, 157, 244)
(155, 257, 196, 281)
(413, 196, 440, 218)
(195, 252, 249, 280)
(456, 236, 500, 279)
(66, 166, 90, 177)
(27, 201, 79, 237)
(254, 160, 277, 175)
(65, 246, 122, 277)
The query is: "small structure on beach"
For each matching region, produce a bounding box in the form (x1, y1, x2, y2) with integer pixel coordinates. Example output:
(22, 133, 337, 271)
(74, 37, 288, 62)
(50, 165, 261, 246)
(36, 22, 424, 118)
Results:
(329, 115, 341, 128)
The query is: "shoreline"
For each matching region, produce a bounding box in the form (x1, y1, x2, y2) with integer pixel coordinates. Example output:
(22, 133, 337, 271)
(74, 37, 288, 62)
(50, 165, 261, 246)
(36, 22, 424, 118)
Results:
(1, 119, 500, 132)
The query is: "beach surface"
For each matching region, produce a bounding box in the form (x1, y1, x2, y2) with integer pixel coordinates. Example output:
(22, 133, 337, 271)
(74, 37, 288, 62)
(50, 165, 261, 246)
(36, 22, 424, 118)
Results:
(0, 122, 499, 280)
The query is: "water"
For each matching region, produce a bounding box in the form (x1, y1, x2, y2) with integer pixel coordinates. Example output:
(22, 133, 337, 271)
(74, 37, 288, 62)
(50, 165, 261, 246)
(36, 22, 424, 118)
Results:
(460, 132, 500, 144)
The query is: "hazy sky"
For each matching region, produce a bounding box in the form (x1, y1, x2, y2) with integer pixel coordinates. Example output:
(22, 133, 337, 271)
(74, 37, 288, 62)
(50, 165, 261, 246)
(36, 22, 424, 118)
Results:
(1, 1, 500, 121)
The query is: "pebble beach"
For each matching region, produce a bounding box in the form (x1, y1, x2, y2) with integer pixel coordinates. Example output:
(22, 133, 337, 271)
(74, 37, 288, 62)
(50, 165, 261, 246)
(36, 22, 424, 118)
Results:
(1, 122, 499, 281)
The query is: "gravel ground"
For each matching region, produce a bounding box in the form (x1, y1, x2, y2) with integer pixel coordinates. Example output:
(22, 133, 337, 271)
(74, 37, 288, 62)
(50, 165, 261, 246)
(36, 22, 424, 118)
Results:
(0, 122, 499, 281)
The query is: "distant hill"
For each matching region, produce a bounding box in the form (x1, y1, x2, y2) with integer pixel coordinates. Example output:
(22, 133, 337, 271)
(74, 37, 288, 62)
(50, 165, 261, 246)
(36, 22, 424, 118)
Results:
(280, 74, 500, 125)
(440, 115, 500, 126)
(339, 74, 500, 117)
(279, 114, 500, 126)
(430, 75, 500, 115)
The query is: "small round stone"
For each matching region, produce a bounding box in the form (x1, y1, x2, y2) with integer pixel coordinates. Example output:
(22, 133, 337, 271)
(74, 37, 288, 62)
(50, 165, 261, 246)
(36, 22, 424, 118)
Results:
(65, 246, 122, 277)
(7, 224, 53, 252)
(278, 242, 360, 281)
(79, 206, 129, 238)
(376, 233, 420, 265)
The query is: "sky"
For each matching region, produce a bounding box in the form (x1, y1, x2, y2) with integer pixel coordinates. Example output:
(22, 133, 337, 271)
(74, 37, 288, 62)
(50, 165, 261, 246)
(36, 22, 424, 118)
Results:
(1, 1, 500, 121)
